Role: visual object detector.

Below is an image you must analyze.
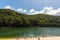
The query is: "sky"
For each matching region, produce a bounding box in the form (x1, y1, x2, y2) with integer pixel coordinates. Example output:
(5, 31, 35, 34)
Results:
(0, 0, 60, 15)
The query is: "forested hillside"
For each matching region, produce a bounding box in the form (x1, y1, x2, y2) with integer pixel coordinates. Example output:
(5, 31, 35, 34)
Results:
(0, 9, 60, 27)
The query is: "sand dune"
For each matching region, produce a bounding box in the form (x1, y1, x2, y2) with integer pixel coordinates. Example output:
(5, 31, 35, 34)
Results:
(0, 36, 60, 40)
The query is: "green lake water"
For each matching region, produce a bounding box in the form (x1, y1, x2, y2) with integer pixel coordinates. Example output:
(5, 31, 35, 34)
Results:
(23, 27, 60, 37)
(0, 27, 60, 37)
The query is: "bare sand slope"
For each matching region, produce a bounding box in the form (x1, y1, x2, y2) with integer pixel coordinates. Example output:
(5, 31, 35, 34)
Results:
(0, 36, 60, 40)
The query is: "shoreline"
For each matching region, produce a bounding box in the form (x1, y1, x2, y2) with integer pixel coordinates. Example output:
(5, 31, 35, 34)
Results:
(0, 36, 60, 40)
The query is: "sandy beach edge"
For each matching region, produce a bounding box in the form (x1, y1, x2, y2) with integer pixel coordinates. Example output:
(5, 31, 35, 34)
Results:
(0, 36, 60, 40)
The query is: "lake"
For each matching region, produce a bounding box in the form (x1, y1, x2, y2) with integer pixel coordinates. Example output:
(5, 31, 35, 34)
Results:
(0, 27, 60, 37)
(23, 27, 60, 37)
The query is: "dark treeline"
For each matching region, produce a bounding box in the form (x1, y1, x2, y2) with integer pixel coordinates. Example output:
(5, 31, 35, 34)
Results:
(0, 9, 60, 28)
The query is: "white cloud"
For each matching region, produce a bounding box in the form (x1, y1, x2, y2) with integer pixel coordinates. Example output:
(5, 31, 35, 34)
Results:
(28, 9, 40, 15)
(3, 6, 60, 16)
(39, 7, 55, 15)
(29, 9, 35, 13)
(28, 7, 60, 16)
(39, 7, 60, 16)
(23, 9, 27, 12)
(4, 5, 14, 9)
(16, 8, 27, 13)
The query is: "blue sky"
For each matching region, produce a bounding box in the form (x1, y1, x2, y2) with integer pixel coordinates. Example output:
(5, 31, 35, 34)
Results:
(0, 0, 60, 15)
(0, 0, 60, 10)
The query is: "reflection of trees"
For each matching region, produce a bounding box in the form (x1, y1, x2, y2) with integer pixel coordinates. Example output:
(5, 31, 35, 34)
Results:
(37, 28, 47, 40)
(37, 28, 47, 37)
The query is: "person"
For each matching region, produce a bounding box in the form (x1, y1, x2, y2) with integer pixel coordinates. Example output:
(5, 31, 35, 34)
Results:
(16, 36, 20, 40)
(38, 37, 40, 40)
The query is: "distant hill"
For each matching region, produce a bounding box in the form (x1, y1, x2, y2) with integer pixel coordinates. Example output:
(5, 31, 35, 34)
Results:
(0, 9, 60, 27)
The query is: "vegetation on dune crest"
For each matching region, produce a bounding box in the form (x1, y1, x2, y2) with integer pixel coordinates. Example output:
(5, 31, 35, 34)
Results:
(0, 9, 60, 27)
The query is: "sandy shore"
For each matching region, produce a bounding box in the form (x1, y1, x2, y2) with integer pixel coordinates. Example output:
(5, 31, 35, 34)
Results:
(0, 36, 60, 40)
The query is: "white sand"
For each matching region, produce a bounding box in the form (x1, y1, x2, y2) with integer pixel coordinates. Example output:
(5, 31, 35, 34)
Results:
(0, 36, 60, 40)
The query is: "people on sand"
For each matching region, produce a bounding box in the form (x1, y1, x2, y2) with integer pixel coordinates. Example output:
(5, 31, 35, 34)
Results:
(16, 36, 20, 40)
(38, 37, 40, 40)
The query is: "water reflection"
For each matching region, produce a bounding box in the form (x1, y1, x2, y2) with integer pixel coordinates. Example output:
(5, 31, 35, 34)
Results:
(23, 27, 60, 37)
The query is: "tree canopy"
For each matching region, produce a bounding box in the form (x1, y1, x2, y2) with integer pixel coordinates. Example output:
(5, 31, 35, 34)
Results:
(0, 9, 60, 28)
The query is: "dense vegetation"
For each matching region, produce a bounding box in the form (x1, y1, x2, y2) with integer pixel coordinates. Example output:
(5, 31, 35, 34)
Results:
(0, 9, 60, 28)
